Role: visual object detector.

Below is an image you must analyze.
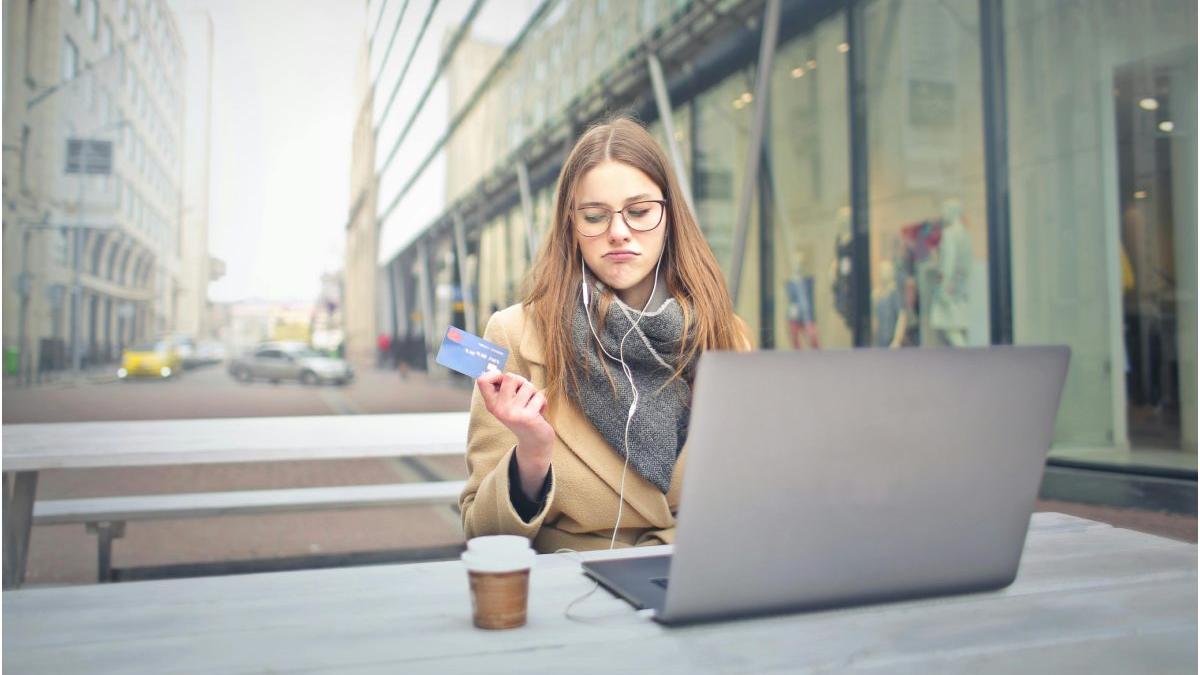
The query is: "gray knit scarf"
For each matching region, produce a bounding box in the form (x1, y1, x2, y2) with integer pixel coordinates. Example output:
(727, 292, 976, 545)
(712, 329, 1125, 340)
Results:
(569, 278, 693, 494)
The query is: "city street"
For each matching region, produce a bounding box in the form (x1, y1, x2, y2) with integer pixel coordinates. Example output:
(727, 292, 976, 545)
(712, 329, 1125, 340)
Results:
(3, 363, 474, 585)
(3, 361, 472, 423)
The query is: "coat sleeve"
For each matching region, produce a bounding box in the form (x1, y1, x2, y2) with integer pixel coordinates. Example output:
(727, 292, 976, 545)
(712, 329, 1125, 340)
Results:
(459, 311, 557, 541)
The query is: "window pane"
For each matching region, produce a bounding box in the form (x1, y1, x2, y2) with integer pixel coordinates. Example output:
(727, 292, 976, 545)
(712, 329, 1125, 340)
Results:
(86, 0, 98, 36)
(864, 0, 989, 349)
(770, 11, 852, 350)
(62, 38, 78, 81)
(694, 69, 762, 340)
(1006, 0, 1197, 458)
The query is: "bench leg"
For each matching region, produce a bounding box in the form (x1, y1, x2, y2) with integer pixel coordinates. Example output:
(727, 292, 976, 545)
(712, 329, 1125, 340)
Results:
(85, 522, 126, 583)
(4, 472, 39, 589)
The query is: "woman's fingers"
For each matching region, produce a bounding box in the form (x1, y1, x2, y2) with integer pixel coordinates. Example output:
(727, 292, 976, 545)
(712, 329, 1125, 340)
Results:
(476, 369, 504, 408)
(516, 383, 538, 409)
(479, 371, 548, 425)
(526, 391, 547, 415)
(498, 373, 522, 402)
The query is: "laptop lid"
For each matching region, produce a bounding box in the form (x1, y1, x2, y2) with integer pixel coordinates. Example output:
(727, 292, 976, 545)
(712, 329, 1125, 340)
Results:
(656, 346, 1069, 624)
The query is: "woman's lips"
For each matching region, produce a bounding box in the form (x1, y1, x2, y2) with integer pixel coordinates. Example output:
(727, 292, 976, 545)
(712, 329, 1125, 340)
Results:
(605, 252, 639, 262)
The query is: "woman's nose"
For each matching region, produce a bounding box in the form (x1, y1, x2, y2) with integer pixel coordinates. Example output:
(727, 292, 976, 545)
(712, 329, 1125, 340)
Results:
(608, 214, 633, 242)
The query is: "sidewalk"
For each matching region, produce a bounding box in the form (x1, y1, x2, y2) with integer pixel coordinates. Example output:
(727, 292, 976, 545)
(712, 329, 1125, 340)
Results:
(4, 363, 121, 390)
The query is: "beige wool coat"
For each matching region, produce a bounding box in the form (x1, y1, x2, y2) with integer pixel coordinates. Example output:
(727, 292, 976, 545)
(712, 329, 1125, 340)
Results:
(460, 302, 749, 553)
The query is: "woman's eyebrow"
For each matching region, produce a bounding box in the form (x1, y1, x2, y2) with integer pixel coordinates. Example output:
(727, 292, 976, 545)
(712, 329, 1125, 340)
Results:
(578, 193, 654, 208)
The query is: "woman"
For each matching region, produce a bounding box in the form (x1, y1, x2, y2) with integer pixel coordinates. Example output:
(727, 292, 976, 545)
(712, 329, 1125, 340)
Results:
(461, 116, 751, 553)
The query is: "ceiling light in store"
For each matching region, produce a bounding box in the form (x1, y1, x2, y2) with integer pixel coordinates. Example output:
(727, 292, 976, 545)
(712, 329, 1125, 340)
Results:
(1159, 120, 1175, 132)
(837, 42, 850, 54)
(791, 67, 805, 78)
(740, 92, 753, 103)
(806, 59, 817, 69)
(1134, 190, 1148, 199)
(1138, 97, 1159, 111)
(733, 99, 745, 110)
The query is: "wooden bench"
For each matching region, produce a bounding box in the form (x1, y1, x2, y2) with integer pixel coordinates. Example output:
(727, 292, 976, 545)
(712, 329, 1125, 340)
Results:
(32, 480, 467, 582)
(3, 412, 472, 588)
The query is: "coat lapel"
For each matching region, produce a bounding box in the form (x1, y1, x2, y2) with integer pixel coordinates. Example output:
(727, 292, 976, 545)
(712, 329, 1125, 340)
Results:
(518, 314, 673, 527)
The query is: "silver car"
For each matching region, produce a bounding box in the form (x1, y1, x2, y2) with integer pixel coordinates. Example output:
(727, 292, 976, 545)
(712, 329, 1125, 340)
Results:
(228, 342, 354, 386)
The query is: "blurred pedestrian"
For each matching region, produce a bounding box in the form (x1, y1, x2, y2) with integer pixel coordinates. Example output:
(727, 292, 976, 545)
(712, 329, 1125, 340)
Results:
(376, 333, 391, 369)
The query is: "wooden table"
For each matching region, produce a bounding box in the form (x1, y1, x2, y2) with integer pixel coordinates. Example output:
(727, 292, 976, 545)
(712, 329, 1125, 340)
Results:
(4, 513, 1195, 673)
(2, 412, 470, 587)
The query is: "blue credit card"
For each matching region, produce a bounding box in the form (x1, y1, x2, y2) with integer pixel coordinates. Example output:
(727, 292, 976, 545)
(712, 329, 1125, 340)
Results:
(435, 326, 509, 378)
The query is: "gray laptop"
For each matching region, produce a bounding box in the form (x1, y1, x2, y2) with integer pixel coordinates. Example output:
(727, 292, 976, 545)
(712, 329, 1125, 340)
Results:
(583, 346, 1070, 625)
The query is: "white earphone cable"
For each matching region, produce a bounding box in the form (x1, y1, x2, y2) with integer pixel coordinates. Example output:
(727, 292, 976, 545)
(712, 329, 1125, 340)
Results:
(580, 247, 664, 550)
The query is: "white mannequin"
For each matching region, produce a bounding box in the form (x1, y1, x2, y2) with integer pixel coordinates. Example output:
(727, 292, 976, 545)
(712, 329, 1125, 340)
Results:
(873, 260, 906, 349)
(930, 198, 972, 347)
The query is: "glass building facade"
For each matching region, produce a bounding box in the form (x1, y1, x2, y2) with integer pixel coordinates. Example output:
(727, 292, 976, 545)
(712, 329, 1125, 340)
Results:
(371, 0, 1196, 472)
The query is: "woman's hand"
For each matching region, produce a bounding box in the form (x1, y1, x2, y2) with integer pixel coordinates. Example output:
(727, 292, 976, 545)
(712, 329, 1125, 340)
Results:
(476, 368, 554, 499)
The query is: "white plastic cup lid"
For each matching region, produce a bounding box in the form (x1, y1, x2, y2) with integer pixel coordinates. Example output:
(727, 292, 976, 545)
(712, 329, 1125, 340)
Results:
(466, 535, 532, 554)
(461, 548, 535, 573)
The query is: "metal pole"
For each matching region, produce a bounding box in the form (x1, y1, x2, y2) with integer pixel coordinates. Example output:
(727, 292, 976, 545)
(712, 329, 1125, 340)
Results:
(416, 238, 437, 373)
(729, 0, 782, 305)
(846, 0, 871, 347)
(516, 161, 537, 262)
(647, 53, 695, 215)
(980, 0, 1013, 345)
(71, 171, 85, 374)
(16, 226, 32, 386)
(452, 211, 478, 335)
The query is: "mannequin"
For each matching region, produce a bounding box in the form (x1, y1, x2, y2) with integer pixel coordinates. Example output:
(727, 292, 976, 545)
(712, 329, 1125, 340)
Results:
(786, 249, 820, 349)
(929, 198, 972, 347)
(873, 260, 906, 348)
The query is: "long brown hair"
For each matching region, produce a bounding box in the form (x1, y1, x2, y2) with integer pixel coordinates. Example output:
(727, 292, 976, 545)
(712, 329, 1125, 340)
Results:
(523, 115, 747, 410)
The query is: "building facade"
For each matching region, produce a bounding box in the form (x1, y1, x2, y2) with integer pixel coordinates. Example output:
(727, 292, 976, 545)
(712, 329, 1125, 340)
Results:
(174, 7, 214, 339)
(3, 0, 195, 381)
(359, 0, 1196, 469)
(344, 39, 380, 368)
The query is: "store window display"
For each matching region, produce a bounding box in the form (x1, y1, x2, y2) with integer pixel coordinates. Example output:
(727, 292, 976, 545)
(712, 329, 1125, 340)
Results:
(864, 0, 989, 349)
(770, 14, 852, 350)
(930, 198, 973, 347)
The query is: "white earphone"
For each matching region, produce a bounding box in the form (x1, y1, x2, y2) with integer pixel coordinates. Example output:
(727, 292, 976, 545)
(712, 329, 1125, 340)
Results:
(580, 245, 665, 549)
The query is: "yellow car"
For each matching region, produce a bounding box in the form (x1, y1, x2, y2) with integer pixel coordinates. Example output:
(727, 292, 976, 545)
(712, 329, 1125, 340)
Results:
(118, 341, 182, 380)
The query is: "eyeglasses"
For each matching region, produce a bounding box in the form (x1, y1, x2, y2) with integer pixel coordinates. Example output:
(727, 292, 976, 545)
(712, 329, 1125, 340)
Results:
(574, 199, 667, 237)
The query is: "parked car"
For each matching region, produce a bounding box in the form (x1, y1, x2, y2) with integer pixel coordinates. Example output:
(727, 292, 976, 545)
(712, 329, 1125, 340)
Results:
(118, 341, 182, 380)
(227, 342, 354, 385)
(192, 340, 228, 366)
(155, 333, 202, 369)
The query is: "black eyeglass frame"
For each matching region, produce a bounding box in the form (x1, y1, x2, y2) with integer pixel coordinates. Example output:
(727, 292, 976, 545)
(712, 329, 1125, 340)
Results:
(573, 199, 668, 237)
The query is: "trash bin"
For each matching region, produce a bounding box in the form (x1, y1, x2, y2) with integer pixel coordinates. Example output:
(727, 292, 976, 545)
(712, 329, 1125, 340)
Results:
(4, 347, 18, 375)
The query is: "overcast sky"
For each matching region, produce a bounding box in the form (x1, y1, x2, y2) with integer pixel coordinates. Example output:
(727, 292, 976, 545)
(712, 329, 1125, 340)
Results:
(166, 0, 540, 304)
(169, 0, 365, 303)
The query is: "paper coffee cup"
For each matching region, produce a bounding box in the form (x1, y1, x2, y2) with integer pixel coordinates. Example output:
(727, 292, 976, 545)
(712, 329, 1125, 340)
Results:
(466, 535, 531, 555)
(463, 539, 535, 630)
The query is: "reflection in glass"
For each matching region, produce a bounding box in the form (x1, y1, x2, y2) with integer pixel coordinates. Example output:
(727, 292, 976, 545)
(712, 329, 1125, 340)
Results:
(769, 12, 851, 350)
(864, 0, 989, 349)
(1006, 0, 1196, 458)
(694, 69, 761, 339)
